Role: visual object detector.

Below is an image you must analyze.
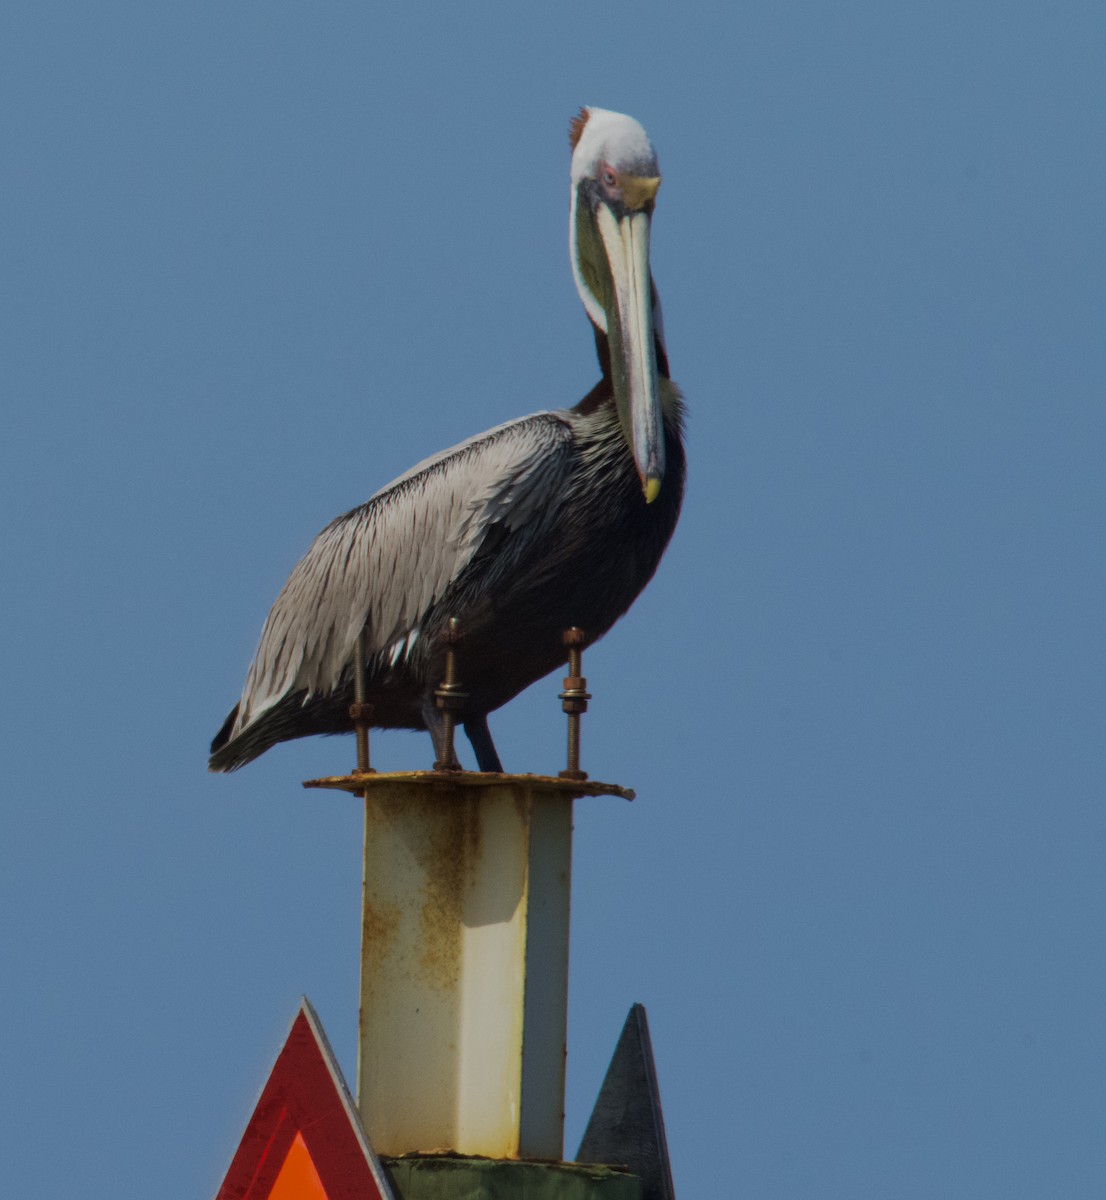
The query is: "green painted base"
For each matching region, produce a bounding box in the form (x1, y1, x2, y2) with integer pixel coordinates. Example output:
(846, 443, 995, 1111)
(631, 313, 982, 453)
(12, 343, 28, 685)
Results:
(381, 1156, 642, 1200)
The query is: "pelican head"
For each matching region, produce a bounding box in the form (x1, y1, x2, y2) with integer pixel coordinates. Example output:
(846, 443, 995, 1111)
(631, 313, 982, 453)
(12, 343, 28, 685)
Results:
(570, 107, 665, 502)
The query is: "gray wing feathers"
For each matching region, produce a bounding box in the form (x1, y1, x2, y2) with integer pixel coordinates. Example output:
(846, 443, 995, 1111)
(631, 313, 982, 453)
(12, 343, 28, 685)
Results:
(229, 413, 572, 738)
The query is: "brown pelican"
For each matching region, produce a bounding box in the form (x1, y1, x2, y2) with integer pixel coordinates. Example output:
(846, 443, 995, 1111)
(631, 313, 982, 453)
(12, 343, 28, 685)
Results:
(210, 107, 685, 773)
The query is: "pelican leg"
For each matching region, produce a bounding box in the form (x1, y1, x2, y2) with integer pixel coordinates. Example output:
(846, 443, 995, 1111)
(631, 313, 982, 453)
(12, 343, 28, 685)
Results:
(421, 696, 459, 769)
(463, 715, 504, 774)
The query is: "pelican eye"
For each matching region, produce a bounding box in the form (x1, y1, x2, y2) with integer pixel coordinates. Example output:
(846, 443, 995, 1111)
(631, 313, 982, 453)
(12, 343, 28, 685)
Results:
(595, 162, 621, 199)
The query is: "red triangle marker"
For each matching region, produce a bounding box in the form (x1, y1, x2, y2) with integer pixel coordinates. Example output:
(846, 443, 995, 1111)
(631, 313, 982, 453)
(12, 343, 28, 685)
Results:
(216, 999, 394, 1200)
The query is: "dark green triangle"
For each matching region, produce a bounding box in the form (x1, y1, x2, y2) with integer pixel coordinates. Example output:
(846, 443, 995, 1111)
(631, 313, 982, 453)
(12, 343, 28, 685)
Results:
(576, 1004, 675, 1200)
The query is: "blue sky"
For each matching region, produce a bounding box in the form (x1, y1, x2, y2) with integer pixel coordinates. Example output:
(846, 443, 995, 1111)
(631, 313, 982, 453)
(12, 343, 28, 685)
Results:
(2, 2, 1104, 1196)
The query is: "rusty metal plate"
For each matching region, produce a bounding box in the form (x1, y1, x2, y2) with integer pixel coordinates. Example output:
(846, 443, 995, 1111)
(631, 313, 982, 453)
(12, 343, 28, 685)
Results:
(303, 771, 635, 802)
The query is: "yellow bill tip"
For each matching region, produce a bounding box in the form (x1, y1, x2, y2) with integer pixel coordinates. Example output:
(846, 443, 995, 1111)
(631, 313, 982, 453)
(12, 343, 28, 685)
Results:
(643, 476, 661, 504)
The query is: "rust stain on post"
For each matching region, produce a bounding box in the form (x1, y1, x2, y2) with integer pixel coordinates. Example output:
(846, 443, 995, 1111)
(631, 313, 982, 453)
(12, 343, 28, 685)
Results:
(416, 798, 469, 990)
(362, 898, 401, 960)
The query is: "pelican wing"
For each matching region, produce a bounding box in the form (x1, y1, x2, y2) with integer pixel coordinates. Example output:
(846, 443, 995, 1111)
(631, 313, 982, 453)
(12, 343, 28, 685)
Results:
(228, 412, 574, 738)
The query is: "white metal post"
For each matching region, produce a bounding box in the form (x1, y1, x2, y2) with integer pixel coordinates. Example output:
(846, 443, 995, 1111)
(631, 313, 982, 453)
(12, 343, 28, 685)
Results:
(356, 776, 575, 1159)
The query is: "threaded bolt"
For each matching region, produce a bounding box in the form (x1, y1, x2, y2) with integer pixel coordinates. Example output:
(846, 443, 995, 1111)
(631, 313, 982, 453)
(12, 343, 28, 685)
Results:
(434, 617, 466, 770)
(559, 628, 591, 780)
